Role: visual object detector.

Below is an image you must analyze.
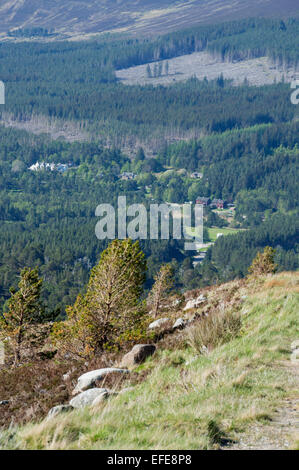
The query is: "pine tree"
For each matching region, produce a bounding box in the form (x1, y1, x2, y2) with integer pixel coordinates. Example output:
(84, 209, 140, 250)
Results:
(135, 147, 146, 162)
(248, 246, 277, 277)
(148, 264, 175, 318)
(52, 239, 147, 357)
(0, 267, 44, 365)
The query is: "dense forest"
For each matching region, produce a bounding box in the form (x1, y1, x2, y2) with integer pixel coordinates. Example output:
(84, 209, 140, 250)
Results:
(0, 126, 187, 314)
(0, 18, 298, 146)
(0, 16, 298, 315)
(201, 213, 299, 284)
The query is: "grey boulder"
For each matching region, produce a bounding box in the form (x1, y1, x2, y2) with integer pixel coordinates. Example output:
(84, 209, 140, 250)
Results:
(70, 388, 109, 409)
(47, 404, 74, 419)
(72, 368, 129, 394)
(173, 318, 186, 329)
(148, 318, 170, 330)
(120, 344, 156, 368)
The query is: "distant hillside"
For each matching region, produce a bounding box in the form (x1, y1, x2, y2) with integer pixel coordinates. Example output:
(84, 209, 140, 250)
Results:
(0, 0, 299, 37)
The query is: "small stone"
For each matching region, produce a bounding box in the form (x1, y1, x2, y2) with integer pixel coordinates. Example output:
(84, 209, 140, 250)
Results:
(120, 344, 156, 368)
(183, 295, 207, 311)
(173, 318, 186, 329)
(290, 339, 299, 351)
(0, 400, 9, 406)
(148, 318, 169, 330)
(47, 404, 73, 419)
(290, 349, 299, 363)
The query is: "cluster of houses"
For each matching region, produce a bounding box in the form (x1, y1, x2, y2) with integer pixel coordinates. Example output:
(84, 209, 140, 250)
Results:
(119, 171, 136, 180)
(190, 171, 203, 179)
(195, 197, 227, 210)
(28, 162, 74, 173)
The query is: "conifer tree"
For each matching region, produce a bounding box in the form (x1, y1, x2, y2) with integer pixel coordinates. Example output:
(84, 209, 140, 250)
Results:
(248, 246, 277, 277)
(53, 239, 147, 357)
(135, 147, 146, 162)
(0, 267, 44, 365)
(148, 264, 175, 318)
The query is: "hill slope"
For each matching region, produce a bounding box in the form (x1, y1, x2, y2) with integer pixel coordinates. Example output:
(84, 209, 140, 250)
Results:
(0, 0, 299, 37)
(0, 271, 298, 450)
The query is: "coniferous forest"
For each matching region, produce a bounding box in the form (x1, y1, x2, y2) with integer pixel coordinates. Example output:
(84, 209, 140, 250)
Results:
(0, 16, 298, 317)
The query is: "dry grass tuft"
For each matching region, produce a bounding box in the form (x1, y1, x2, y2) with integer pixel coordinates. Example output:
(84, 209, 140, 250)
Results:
(187, 310, 242, 353)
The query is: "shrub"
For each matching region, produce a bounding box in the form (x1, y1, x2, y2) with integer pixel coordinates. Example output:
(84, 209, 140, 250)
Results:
(248, 246, 277, 277)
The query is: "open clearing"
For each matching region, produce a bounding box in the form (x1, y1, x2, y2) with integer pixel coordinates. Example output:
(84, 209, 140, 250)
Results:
(116, 52, 297, 87)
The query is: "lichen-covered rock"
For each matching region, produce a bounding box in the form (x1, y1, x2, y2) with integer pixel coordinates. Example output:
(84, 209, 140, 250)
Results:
(72, 368, 129, 394)
(70, 388, 109, 409)
(120, 344, 156, 368)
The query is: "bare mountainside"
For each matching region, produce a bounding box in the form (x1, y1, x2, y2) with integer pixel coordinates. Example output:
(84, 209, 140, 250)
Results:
(0, 0, 299, 37)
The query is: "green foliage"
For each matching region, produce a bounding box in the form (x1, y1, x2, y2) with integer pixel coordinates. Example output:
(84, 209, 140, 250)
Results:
(203, 213, 299, 284)
(248, 246, 277, 277)
(0, 17, 298, 312)
(0, 267, 44, 364)
(52, 239, 147, 357)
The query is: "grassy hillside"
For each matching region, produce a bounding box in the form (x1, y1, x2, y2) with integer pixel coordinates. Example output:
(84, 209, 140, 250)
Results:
(1, 271, 298, 450)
